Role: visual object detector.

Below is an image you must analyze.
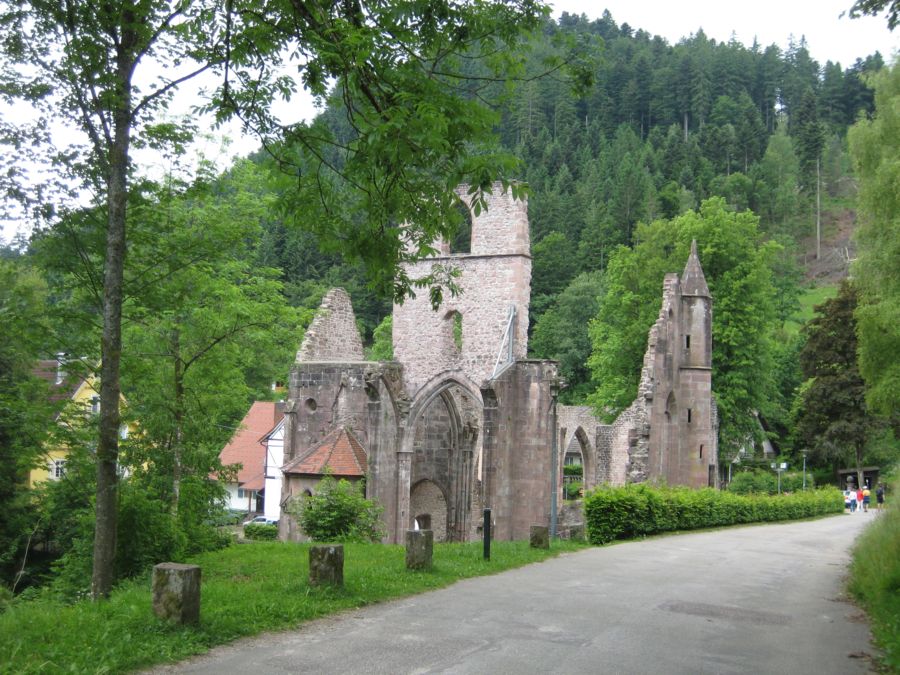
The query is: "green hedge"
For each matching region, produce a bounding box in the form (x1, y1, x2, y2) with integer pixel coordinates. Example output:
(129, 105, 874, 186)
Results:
(584, 484, 844, 545)
(243, 524, 278, 540)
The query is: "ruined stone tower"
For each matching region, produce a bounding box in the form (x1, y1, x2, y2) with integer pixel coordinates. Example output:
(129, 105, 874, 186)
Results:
(280, 194, 717, 546)
(557, 241, 718, 494)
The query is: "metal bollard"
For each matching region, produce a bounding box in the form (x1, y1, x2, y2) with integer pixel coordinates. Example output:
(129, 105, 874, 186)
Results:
(483, 507, 492, 560)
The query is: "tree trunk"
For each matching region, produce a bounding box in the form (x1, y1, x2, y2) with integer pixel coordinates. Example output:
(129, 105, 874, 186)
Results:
(91, 48, 132, 602)
(856, 443, 864, 490)
(172, 330, 184, 516)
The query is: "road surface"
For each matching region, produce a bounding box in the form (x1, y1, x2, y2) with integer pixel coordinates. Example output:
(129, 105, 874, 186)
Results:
(151, 513, 878, 674)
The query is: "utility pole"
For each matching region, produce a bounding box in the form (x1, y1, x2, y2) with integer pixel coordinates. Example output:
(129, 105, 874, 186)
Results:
(816, 157, 821, 260)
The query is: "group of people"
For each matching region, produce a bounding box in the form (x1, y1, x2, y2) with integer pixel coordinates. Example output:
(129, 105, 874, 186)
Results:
(846, 484, 885, 512)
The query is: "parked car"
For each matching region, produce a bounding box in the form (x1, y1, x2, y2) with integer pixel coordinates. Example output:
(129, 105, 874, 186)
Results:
(242, 515, 278, 527)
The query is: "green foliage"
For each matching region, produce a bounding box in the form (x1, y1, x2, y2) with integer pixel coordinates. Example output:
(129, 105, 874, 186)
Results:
(243, 524, 278, 541)
(794, 282, 882, 473)
(727, 470, 811, 495)
(0, 538, 586, 673)
(849, 478, 900, 671)
(0, 259, 53, 586)
(588, 198, 782, 450)
(563, 464, 584, 477)
(849, 62, 900, 418)
(289, 476, 384, 543)
(583, 484, 843, 545)
(529, 271, 604, 402)
(367, 315, 393, 361)
(564, 481, 583, 500)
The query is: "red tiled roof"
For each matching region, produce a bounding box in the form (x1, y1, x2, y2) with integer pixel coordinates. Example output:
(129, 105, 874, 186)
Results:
(32, 359, 89, 419)
(282, 427, 367, 477)
(217, 401, 283, 489)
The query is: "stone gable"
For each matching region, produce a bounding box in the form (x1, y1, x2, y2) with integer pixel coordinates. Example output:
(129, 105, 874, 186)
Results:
(296, 288, 365, 362)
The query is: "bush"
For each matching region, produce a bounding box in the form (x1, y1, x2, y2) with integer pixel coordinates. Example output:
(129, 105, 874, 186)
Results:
(288, 475, 383, 542)
(564, 480, 583, 500)
(584, 484, 844, 545)
(728, 469, 811, 495)
(563, 464, 583, 477)
(243, 524, 278, 541)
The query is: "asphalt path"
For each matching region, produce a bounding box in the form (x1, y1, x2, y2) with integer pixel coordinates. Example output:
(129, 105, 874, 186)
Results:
(151, 512, 879, 674)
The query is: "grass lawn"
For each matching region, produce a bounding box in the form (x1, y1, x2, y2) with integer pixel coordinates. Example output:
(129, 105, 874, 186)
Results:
(849, 478, 900, 672)
(0, 538, 587, 673)
(783, 284, 839, 337)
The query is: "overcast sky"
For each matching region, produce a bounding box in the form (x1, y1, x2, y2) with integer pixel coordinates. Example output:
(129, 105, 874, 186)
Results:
(2, 1, 897, 245)
(560, 0, 897, 67)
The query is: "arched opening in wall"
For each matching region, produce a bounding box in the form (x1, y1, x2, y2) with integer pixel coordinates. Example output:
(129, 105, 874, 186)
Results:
(408, 377, 483, 542)
(563, 434, 585, 501)
(410, 480, 448, 541)
(450, 199, 473, 253)
(661, 391, 677, 477)
(303, 489, 313, 497)
(444, 310, 463, 355)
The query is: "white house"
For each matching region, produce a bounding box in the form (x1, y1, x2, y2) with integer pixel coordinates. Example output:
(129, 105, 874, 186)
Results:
(217, 401, 283, 515)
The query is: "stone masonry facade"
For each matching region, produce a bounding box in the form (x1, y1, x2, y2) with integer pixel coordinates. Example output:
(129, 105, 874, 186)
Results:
(279, 186, 718, 545)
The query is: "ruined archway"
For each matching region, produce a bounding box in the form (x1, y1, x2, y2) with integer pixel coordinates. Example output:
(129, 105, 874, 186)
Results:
(400, 373, 482, 542)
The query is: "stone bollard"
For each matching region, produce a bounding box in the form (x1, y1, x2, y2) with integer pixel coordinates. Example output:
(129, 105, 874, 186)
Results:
(152, 562, 201, 624)
(530, 525, 550, 549)
(405, 529, 433, 570)
(309, 545, 344, 587)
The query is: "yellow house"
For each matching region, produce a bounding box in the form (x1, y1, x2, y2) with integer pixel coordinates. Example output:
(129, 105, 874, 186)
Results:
(28, 357, 129, 488)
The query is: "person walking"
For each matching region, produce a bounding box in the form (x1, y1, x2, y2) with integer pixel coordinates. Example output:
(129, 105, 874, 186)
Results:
(862, 486, 871, 512)
(857, 487, 865, 513)
(876, 484, 885, 510)
(849, 488, 858, 513)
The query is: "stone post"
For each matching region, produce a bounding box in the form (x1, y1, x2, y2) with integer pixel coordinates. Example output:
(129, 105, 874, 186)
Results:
(530, 525, 550, 549)
(405, 529, 433, 570)
(309, 545, 344, 587)
(152, 562, 201, 624)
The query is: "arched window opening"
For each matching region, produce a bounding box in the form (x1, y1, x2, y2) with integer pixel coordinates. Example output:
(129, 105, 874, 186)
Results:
(451, 200, 473, 253)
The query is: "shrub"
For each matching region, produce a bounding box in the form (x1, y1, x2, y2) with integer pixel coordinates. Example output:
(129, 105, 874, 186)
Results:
(728, 469, 811, 495)
(584, 484, 844, 545)
(564, 480, 583, 500)
(288, 475, 383, 542)
(563, 464, 583, 477)
(243, 524, 278, 541)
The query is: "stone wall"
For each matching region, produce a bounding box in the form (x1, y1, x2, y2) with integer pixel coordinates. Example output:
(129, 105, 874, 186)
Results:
(296, 288, 365, 362)
(481, 360, 558, 541)
(393, 186, 531, 395)
(410, 479, 448, 542)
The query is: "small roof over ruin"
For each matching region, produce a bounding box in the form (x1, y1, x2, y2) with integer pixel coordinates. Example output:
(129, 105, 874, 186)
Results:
(282, 427, 367, 477)
(296, 288, 365, 362)
(681, 240, 710, 297)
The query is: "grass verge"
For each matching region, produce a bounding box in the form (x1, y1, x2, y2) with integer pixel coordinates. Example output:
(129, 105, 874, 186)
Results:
(0, 538, 586, 673)
(848, 479, 900, 671)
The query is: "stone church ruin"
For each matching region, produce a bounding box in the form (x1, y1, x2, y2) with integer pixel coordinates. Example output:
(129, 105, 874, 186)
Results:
(280, 186, 718, 544)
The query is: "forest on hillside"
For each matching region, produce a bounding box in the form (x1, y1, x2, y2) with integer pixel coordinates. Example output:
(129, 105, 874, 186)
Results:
(1, 5, 897, 597)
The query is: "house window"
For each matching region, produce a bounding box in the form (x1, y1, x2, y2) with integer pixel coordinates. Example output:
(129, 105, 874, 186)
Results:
(52, 459, 66, 479)
(687, 408, 692, 423)
(699, 444, 704, 459)
(685, 335, 691, 349)
(90, 396, 100, 415)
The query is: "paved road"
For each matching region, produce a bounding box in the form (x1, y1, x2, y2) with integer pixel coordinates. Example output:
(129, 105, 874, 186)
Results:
(153, 513, 879, 674)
